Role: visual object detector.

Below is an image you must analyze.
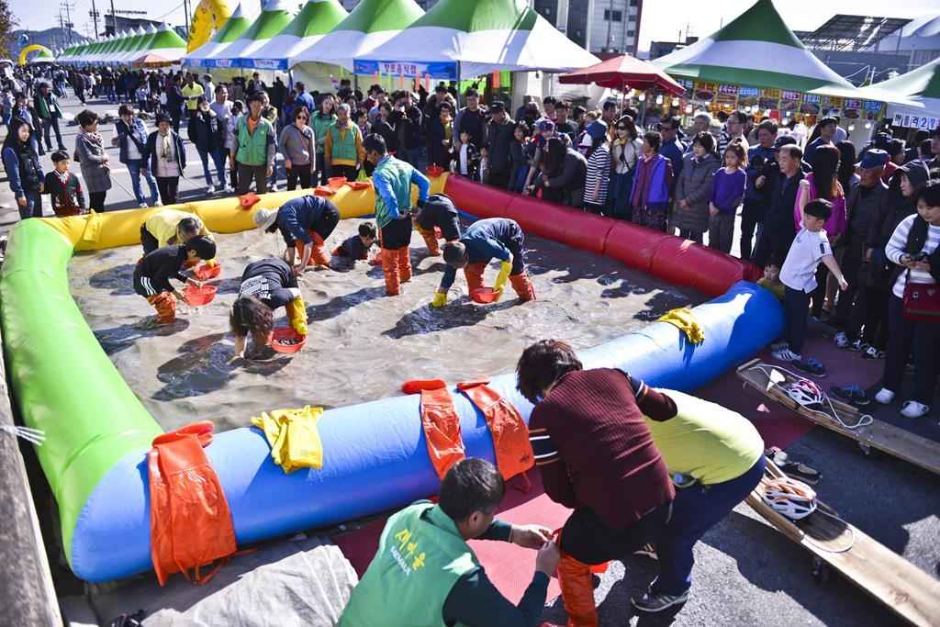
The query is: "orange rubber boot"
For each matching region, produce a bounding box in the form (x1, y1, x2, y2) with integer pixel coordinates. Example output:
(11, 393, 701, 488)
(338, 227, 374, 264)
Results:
(464, 262, 486, 292)
(398, 247, 412, 283)
(420, 228, 441, 256)
(148, 292, 178, 324)
(558, 552, 599, 627)
(310, 232, 332, 267)
(382, 248, 401, 296)
(510, 273, 537, 302)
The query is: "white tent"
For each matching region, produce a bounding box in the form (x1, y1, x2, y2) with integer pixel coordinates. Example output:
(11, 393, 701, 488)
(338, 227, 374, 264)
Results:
(862, 58, 940, 132)
(204, 0, 294, 69)
(357, 0, 598, 80)
(183, 3, 257, 68)
(248, 0, 348, 71)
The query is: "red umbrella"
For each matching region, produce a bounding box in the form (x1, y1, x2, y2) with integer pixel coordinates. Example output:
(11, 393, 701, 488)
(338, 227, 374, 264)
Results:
(559, 54, 686, 96)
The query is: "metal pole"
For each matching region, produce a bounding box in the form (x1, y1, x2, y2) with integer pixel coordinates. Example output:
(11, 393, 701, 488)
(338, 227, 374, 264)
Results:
(109, 0, 116, 36)
(91, 0, 99, 37)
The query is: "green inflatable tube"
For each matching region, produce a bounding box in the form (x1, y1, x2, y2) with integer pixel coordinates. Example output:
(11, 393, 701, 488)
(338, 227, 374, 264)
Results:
(0, 219, 162, 560)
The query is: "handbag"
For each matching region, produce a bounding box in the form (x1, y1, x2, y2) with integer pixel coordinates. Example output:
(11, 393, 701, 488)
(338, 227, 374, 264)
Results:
(902, 270, 940, 322)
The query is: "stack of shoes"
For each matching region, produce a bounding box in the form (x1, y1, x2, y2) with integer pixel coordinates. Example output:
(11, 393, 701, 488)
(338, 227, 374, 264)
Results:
(872, 388, 930, 419)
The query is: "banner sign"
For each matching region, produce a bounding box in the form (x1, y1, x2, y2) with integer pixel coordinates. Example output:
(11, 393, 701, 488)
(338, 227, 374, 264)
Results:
(893, 113, 939, 130)
(718, 84, 739, 96)
(780, 90, 801, 101)
(243, 58, 288, 71)
(842, 99, 861, 110)
(204, 58, 237, 69)
(354, 59, 458, 80)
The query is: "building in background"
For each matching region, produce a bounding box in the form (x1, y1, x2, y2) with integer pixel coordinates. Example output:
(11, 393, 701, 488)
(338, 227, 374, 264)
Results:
(648, 36, 698, 60)
(876, 14, 940, 69)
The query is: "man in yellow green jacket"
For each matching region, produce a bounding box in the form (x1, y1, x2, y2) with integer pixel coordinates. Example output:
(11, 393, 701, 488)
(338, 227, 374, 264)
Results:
(325, 103, 365, 182)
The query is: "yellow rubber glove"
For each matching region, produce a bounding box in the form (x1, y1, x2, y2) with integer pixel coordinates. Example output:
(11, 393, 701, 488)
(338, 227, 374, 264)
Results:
(493, 260, 513, 294)
(205, 259, 218, 267)
(431, 291, 447, 308)
(286, 296, 308, 336)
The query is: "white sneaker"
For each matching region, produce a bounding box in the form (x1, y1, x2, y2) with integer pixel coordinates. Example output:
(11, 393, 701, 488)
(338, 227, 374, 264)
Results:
(138, 202, 149, 208)
(223, 185, 234, 194)
(154, 200, 163, 207)
(874, 388, 895, 405)
(208, 185, 218, 195)
(900, 401, 929, 419)
(772, 348, 802, 362)
(770, 340, 789, 352)
(834, 332, 849, 349)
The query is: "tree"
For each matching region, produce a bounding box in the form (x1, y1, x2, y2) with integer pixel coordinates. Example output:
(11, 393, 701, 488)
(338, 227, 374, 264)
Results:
(0, 0, 17, 60)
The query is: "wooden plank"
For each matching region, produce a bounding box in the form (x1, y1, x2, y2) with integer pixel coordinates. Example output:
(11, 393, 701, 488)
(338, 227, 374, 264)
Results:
(748, 461, 940, 627)
(737, 360, 940, 477)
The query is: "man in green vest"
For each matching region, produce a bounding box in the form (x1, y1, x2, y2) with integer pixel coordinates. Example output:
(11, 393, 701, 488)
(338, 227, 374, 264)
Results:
(363, 133, 430, 296)
(340, 458, 560, 627)
(325, 102, 365, 181)
(233, 92, 276, 196)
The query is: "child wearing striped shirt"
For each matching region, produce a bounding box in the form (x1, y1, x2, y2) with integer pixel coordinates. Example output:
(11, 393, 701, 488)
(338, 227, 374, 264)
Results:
(581, 121, 611, 215)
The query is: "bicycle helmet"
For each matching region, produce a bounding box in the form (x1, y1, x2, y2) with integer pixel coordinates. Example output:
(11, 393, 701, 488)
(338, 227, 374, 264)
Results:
(761, 476, 817, 521)
(785, 379, 824, 410)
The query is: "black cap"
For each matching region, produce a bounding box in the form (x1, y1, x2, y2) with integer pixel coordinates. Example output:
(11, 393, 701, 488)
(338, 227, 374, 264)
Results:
(490, 101, 506, 113)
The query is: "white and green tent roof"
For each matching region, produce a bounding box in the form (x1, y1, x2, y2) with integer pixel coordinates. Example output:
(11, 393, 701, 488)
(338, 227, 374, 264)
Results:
(27, 47, 55, 64)
(654, 0, 859, 97)
(204, 0, 294, 68)
(249, 0, 348, 70)
(184, 3, 256, 67)
(358, 0, 598, 79)
(863, 58, 940, 120)
(117, 25, 157, 65)
(139, 23, 189, 65)
(290, 0, 425, 71)
(111, 28, 145, 65)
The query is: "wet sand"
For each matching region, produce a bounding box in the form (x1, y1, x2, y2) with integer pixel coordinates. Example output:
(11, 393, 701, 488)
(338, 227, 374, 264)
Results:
(69, 219, 704, 432)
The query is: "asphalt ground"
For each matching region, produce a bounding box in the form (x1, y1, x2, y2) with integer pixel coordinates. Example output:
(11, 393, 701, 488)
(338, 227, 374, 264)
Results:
(1, 94, 938, 626)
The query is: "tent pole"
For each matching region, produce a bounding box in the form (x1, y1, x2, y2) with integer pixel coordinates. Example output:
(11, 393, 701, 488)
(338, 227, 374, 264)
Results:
(456, 61, 461, 108)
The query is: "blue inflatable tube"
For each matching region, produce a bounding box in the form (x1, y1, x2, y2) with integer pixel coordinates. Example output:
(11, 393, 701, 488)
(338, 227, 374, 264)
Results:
(71, 281, 783, 582)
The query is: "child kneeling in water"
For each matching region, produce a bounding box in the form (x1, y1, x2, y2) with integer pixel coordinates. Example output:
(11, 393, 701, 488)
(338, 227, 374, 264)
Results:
(332, 221, 377, 264)
(133, 236, 216, 324)
(231, 258, 309, 358)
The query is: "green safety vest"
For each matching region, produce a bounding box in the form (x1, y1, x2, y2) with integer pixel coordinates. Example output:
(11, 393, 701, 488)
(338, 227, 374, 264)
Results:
(328, 124, 360, 165)
(373, 155, 415, 230)
(236, 116, 273, 167)
(339, 502, 479, 627)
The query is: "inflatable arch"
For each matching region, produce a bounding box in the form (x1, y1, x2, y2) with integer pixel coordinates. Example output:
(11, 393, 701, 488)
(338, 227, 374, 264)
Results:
(188, 0, 236, 53)
(17, 44, 53, 66)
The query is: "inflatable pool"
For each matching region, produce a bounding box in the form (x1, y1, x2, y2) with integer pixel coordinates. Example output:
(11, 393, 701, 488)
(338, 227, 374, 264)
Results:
(0, 174, 783, 582)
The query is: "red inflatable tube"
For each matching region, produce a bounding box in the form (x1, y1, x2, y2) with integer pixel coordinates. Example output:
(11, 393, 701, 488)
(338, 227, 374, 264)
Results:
(602, 222, 671, 274)
(443, 176, 515, 219)
(443, 178, 762, 295)
(505, 196, 612, 256)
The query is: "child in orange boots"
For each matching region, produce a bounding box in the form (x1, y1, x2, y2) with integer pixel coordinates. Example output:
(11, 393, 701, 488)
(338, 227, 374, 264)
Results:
(133, 236, 216, 323)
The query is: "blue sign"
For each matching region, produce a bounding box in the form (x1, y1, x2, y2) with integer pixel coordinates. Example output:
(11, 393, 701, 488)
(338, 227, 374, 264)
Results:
(241, 58, 288, 70)
(354, 59, 459, 80)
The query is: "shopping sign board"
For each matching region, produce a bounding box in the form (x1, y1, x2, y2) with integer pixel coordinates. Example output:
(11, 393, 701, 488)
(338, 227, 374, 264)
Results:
(354, 60, 459, 81)
(893, 112, 939, 130)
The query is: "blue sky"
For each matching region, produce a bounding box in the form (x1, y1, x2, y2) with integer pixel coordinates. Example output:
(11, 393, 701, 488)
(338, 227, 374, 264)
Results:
(11, 0, 940, 50)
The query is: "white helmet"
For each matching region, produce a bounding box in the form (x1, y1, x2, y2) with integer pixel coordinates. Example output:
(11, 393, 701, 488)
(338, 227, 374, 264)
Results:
(761, 476, 817, 521)
(785, 380, 823, 410)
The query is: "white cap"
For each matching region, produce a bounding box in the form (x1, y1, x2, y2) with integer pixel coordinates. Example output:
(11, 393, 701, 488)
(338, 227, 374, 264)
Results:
(253, 208, 278, 231)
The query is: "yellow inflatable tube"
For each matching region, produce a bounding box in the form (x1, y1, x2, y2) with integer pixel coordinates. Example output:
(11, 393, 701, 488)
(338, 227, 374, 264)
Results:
(42, 177, 449, 250)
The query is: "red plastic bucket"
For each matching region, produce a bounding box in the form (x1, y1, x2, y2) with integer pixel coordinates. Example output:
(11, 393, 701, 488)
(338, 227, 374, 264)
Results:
(184, 284, 217, 306)
(470, 287, 500, 304)
(192, 264, 221, 281)
(270, 327, 307, 354)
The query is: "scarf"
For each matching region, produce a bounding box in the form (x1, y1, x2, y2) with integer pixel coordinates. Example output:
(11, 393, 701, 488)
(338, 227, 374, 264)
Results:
(161, 132, 172, 160)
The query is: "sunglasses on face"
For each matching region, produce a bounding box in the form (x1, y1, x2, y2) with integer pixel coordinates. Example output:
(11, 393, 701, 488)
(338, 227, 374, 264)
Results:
(297, 116, 308, 120)
(617, 127, 628, 131)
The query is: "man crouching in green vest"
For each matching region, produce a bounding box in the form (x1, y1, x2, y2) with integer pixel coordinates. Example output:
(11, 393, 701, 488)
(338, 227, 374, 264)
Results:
(363, 133, 430, 296)
(340, 458, 560, 626)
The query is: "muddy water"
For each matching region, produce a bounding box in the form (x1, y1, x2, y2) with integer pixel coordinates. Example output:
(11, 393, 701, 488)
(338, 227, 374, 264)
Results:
(69, 219, 704, 432)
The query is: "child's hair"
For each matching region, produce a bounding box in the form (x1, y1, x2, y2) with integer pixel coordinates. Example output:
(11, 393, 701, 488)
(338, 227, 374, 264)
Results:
(514, 122, 530, 137)
(177, 217, 201, 239)
(459, 128, 471, 138)
(75, 109, 98, 128)
(442, 242, 469, 266)
(692, 131, 715, 154)
(230, 296, 274, 339)
(185, 235, 216, 260)
(358, 221, 377, 239)
(51, 150, 70, 163)
(643, 131, 661, 152)
(233, 100, 245, 114)
(155, 112, 172, 126)
(804, 199, 833, 221)
(118, 104, 134, 117)
(916, 181, 940, 207)
(724, 142, 747, 167)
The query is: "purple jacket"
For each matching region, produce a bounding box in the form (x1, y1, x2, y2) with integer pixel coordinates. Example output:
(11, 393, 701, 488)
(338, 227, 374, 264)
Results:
(631, 153, 672, 207)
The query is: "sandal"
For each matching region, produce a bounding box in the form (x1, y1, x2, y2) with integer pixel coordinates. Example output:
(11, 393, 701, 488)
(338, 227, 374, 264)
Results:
(765, 447, 822, 485)
(794, 357, 827, 378)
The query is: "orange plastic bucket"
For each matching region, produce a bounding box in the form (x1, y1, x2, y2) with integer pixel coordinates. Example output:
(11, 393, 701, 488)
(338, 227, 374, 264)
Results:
(426, 165, 444, 177)
(346, 181, 371, 191)
(470, 287, 500, 304)
(184, 284, 217, 306)
(327, 176, 347, 190)
(270, 327, 307, 354)
(192, 264, 221, 281)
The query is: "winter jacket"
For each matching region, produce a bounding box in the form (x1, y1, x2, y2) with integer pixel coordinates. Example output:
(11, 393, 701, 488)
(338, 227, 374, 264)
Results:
(631, 153, 673, 208)
(115, 117, 149, 164)
(188, 109, 226, 153)
(73, 131, 112, 193)
(427, 116, 453, 168)
(311, 111, 336, 152)
(484, 117, 516, 174)
(672, 152, 720, 234)
(144, 130, 187, 177)
(535, 148, 588, 208)
(2, 142, 44, 198)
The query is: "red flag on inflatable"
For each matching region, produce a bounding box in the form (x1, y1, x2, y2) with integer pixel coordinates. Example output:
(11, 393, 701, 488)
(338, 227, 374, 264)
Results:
(492, 71, 500, 89)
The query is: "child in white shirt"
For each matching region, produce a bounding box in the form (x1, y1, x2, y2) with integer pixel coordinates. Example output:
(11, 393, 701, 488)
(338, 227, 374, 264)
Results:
(774, 199, 848, 376)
